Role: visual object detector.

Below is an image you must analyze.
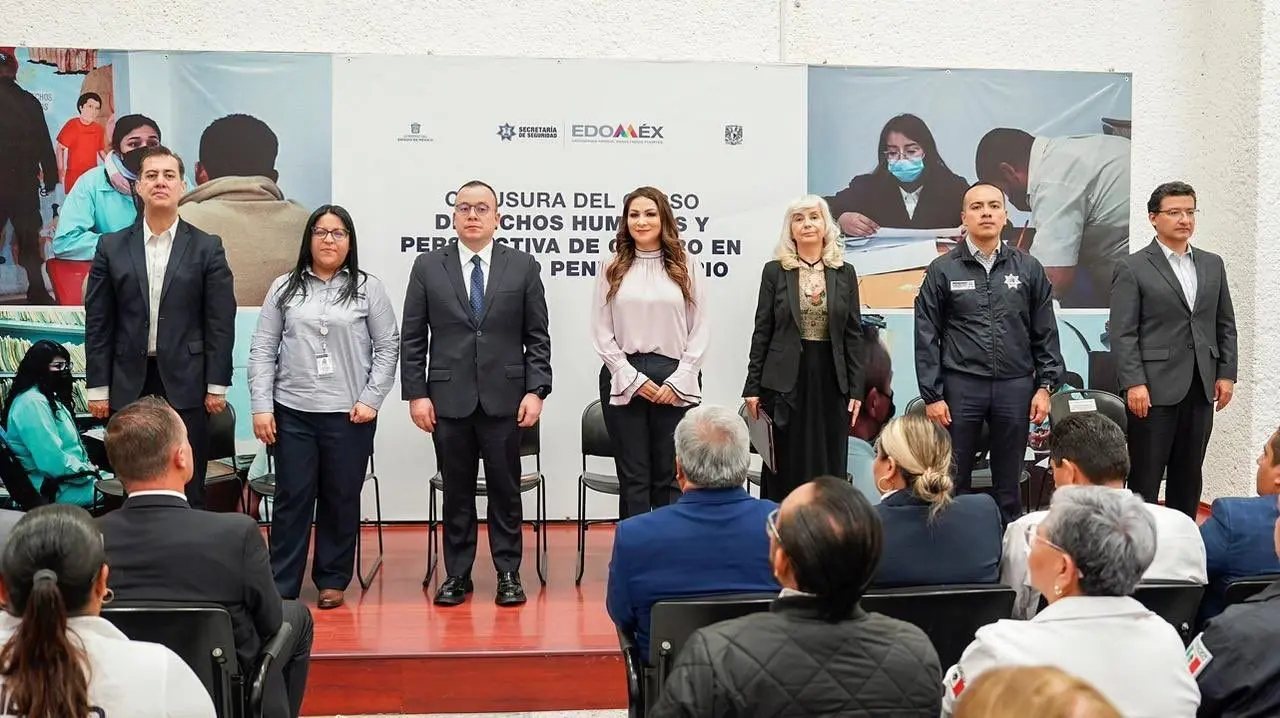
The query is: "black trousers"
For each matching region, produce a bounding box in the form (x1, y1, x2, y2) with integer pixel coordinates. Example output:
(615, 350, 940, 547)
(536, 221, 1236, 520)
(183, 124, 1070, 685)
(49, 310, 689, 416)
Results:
(1126, 369, 1213, 519)
(944, 371, 1034, 523)
(141, 358, 210, 509)
(269, 404, 376, 597)
(433, 408, 523, 576)
(263, 599, 314, 718)
(599, 354, 692, 519)
(0, 184, 52, 304)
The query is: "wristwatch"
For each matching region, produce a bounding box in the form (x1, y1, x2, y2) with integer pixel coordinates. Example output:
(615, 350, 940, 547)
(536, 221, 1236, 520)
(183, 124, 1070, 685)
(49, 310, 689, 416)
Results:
(530, 386, 551, 400)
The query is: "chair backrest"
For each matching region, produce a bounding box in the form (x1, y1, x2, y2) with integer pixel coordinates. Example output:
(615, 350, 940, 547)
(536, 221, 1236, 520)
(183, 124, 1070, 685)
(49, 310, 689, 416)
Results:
(861, 584, 1016, 667)
(1049, 389, 1127, 432)
(1223, 574, 1280, 608)
(905, 397, 925, 416)
(101, 601, 238, 716)
(649, 594, 776, 674)
(519, 420, 540, 458)
(0, 433, 49, 511)
(580, 400, 613, 458)
(207, 402, 237, 462)
(736, 402, 760, 456)
(1132, 581, 1205, 643)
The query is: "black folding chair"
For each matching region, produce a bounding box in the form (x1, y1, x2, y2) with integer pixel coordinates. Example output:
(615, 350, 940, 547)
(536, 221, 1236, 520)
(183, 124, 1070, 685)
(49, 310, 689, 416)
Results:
(619, 593, 776, 715)
(736, 402, 763, 496)
(1132, 580, 1205, 644)
(577, 400, 620, 585)
(1223, 574, 1280, 608)
(861, 584, 1016, 667)
(102, 601, 293, 718)
(205, 403, 241, 489)
(1048, 389, 1126, 432)
(425, 422, 547, 586)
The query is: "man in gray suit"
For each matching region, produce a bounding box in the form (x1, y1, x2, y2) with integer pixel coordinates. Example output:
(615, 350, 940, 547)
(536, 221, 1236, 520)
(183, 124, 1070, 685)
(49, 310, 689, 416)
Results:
(1110, 181, 1237, 518)
(401, 179, 552, 607)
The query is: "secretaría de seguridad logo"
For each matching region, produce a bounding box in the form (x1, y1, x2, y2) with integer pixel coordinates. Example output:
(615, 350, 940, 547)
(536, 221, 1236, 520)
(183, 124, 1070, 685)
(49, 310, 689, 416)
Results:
(497, 124, 560, 141)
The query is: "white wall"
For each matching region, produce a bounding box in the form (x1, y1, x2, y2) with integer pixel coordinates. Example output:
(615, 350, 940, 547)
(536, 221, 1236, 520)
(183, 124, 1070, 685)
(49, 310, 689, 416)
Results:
(13, 0, 1272, 502)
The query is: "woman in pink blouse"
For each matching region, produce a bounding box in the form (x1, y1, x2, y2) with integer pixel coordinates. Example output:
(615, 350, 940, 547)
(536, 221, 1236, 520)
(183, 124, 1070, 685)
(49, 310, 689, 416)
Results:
(592, 186, 709, 518)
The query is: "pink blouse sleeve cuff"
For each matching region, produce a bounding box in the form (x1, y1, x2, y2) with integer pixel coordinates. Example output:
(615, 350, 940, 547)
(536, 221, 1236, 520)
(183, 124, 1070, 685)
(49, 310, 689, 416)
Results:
(664, 363, 703, 407)
(608, 363, 648, 405)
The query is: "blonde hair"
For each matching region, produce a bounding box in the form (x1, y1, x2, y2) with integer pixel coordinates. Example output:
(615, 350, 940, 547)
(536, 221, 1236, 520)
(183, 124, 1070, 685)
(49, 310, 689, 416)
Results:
(954, 666, 1122, 718)
(876, 414, 954, 516)
(775, 195, 843, 270)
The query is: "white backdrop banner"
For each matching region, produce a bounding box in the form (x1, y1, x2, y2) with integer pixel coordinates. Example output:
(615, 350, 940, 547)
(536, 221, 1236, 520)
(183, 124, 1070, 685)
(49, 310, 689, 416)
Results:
(333, 56, 808, 519)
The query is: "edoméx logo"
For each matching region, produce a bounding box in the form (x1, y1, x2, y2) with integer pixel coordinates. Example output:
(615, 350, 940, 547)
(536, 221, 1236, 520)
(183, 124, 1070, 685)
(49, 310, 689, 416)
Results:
(569, 123, 664, 144)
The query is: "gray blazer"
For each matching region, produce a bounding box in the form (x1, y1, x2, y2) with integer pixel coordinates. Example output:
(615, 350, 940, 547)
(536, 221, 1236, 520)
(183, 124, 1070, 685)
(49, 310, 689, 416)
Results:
(399, 241, 552, 419)
(1109, 238, 1237, 406)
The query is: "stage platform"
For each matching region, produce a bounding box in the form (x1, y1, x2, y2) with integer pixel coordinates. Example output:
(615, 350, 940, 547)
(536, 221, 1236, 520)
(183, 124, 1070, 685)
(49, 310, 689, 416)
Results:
(301, 524, 624, 717)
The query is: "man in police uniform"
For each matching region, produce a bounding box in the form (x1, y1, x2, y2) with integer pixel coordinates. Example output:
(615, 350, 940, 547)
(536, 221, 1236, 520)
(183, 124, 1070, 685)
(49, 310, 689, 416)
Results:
(914, 182, 1063, 522)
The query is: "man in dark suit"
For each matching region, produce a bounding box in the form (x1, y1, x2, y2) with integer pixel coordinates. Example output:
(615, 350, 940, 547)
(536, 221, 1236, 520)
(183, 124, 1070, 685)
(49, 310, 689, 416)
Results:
(0, 47, 58, 305)
(1110, 181, 1238, 518)
(606, 405, 780, 658)
(98, 397, 312, 718)
(1198, 427, 1280, 624)
(401, 179, 552, 607)
(84, 145, 236, 510)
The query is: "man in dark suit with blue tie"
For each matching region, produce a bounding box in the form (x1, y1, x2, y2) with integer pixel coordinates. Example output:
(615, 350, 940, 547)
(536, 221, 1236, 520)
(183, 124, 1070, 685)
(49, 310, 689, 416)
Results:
(1198, 428, 1280, 624)
(1110, 181, 1237, 518)
(607, 405, 780, 659)
(400, 180, 552, 607)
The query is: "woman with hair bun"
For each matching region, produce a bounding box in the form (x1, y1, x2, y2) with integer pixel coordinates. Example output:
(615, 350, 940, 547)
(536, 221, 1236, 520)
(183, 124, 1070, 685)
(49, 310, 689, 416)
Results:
(868, 413, 1003, 587)
(0, 504, 213, 717)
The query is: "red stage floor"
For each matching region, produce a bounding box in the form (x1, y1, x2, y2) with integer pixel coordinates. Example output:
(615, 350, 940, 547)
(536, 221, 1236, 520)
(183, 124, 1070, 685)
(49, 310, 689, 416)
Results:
(301, 523, 625, 716)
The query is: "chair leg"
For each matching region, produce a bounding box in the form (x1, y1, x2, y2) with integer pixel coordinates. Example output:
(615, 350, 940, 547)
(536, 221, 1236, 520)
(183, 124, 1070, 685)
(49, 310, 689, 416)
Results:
(575, 477, 587, 586)
(423, 481, 439, 586)
(357, 474, 384, 590)
(536, 480, 548, 585)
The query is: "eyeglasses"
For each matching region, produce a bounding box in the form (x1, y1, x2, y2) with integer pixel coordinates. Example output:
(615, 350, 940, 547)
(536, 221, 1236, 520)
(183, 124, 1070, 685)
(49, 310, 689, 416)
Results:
(883, 146, 924, 162)
(312, 227, 350, 243)
(1029, 529, 1067, 555)
(765, 508, 781, 542)
(48, 360, 70, 371)
(455, 203, 492, 217)
(1155, 209, 1198, 219)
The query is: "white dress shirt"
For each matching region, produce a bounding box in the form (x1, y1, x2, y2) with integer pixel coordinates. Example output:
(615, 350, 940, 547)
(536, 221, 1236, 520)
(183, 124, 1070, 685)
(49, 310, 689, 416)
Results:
(1025, 134, 1131, 269)
(458, 240, 494, 299)
(86, 217, 227, 403)
(942, 596, 1201, 717)
(0, 613, 215, 717)
(999, 489, 1208, 619)
(1159, 240, 1198, 308)
(899, 186, 922, 220)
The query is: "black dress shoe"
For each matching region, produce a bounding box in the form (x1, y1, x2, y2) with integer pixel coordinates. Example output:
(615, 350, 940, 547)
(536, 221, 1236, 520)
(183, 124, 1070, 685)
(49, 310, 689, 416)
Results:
(495, 571, 527, 606)
(434, 575, 474, 606)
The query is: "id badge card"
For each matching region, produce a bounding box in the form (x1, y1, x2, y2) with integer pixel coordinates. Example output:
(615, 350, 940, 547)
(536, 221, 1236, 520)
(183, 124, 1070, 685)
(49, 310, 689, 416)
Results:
(316, 353, 334, 376)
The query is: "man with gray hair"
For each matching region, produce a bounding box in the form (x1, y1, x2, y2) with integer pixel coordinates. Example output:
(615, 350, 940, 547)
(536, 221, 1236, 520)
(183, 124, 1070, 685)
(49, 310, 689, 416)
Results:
(606, 405, 780, 658)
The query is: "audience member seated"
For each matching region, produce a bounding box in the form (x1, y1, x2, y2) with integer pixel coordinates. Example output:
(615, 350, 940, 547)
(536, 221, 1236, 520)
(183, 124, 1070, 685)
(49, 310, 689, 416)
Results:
(869, 413, 1002, 587)
(96, 397, 313, 718)
(0, 504, 213, 716)
(606, 405, 779, 659)
(1191, 495, 1280, 717)
(944, 485, 1200, 717)
(954, 666, 1121, 718)
(0, 340, 99, 508)
(1001, 412, 1206, 618)
(652, 476, 942, 717)
(1197, 426, 1280, 625)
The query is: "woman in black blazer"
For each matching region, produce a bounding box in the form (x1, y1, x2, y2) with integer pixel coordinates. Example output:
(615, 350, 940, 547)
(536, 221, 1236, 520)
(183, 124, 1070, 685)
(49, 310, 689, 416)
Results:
(869, 413, 1003, 588)
(823, 113, 970, 237)
(743, 195, 863, 502)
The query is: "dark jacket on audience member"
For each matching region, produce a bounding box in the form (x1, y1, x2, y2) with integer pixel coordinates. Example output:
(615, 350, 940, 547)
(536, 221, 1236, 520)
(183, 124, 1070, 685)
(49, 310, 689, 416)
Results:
(650, 594, 941, 717)
(606, 487, 780, 659)
(98, 493, 282, 672)
(872, 491, 1003, 588)
(1195, 579, 1280, 717)
(1198, 496, 1280, 625)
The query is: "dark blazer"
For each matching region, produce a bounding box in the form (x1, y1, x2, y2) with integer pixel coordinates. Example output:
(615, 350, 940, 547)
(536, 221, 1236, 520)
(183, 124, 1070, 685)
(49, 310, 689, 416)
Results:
(85, 219, 236, 411)
(400, 241, 552, 418)
(606, 487, 779, 659)
(871, 491, 1003, 587)
(98, 493, 282, 672)
(1196, 580, 1280, 717)
(1198, 496, 1280, 623)
(1110, 239, 1237, 406)
(743, 260, 864, 400)
(824, 170, 970, 231)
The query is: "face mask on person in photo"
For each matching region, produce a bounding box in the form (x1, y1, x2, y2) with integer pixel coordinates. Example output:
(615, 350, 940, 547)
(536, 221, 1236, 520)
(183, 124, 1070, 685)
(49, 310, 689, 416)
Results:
(40, 366, 73, 404)
(888, 157, 924, 183)
(118, 147, 152, 179)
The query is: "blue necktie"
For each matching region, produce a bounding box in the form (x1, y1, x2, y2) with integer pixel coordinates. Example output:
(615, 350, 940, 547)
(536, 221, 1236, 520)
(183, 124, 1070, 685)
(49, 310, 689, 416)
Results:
(469, 255, 484, 319)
